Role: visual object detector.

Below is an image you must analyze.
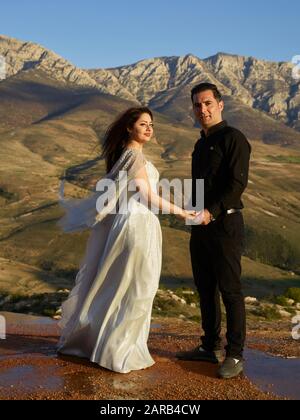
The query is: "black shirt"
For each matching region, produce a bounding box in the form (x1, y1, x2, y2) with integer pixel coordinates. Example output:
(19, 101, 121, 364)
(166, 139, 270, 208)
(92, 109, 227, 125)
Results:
(192, 120, 251, 219)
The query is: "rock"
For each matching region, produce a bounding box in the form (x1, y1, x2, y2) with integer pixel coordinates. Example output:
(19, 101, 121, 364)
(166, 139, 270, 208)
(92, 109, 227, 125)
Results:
(190, 303, 197, 308)
(245, 296, 258, 304)
(278, 309, 292, 318)
(170, 294, 186, 305)
(286, 299, 295, 306)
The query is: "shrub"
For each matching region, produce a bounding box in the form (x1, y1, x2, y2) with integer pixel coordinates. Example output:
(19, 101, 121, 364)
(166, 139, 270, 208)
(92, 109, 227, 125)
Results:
(257, 306, 282, 320)
(285, 288, 300, 303)
(274, 295, 290, 306)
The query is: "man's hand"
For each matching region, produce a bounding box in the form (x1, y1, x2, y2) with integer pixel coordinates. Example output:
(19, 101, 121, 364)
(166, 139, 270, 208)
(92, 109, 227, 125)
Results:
(199, 209, 213, 225)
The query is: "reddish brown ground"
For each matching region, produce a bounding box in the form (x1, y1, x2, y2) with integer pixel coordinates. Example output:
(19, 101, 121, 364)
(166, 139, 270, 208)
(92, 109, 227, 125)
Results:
(0, 312, 298, 400)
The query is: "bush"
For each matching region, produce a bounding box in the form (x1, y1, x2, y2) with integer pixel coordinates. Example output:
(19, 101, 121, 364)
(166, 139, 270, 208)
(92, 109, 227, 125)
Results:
(285, 288, 300, 303)
(274, 295, 290, 306)
(256, 306, 282, 320)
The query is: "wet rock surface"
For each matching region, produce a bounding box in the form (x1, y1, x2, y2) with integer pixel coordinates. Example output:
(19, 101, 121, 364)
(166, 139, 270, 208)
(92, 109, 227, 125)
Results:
(0, 312, 299, 400)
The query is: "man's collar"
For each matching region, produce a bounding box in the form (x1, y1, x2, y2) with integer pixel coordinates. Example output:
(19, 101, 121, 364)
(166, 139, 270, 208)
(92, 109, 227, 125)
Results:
(201, 120, 228, 138)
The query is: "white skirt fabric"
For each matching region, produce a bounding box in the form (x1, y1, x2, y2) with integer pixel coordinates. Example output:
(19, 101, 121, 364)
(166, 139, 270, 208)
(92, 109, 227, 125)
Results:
(57, 162, 162, 374)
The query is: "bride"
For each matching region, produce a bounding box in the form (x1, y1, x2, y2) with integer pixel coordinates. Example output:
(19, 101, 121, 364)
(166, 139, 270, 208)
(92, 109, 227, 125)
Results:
(57, 107, 197, 373)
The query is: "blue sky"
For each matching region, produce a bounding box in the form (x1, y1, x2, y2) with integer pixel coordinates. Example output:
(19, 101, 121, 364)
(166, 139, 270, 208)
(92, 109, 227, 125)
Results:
(1, 0, 299, 69)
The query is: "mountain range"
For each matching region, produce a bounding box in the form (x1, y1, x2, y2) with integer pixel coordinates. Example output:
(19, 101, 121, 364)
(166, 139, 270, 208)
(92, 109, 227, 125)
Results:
(1, 34, 300, 144)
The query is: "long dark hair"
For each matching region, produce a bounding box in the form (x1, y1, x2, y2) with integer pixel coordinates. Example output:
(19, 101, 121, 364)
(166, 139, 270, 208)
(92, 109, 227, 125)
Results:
(101, 107, 153, 173)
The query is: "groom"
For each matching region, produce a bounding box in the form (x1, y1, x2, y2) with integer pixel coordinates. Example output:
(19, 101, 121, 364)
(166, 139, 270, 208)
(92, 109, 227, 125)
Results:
(178, 83, 251, 379)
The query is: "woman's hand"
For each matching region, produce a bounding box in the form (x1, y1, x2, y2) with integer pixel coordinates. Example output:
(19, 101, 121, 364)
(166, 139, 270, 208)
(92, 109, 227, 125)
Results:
(177, 209, 200, 222)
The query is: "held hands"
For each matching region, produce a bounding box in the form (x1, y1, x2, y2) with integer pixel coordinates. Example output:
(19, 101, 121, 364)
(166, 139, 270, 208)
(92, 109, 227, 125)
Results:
(180, 209, 213, 225)
(193, 209, 213, 225)
(177, 209, 213, 225)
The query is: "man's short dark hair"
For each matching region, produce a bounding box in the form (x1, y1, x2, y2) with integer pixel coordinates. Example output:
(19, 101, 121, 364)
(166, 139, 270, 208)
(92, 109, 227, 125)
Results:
(191, 83, 222, 102)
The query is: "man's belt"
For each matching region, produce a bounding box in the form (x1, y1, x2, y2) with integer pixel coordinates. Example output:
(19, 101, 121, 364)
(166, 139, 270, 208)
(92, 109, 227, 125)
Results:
(226, 208, 242, 215)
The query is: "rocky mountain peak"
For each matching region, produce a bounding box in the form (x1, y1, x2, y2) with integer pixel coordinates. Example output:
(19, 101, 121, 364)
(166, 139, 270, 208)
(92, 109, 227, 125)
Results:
(0, 34, 99, 89)
(89, 52, 300, 130)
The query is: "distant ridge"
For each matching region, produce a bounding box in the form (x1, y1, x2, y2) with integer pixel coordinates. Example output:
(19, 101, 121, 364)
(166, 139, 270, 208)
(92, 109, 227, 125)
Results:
(1, 34, 300, 142)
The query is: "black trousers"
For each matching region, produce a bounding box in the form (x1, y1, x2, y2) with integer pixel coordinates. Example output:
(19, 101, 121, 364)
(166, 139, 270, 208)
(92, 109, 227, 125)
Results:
(190, 212, 246, 359)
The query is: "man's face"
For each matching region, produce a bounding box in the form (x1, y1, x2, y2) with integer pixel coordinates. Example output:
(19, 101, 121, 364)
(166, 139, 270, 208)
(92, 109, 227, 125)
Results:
(192, 90, 224, 130)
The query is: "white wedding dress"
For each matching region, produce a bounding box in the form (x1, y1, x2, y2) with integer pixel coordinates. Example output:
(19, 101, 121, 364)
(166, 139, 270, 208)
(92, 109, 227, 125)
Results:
(57, 149, 162, 373)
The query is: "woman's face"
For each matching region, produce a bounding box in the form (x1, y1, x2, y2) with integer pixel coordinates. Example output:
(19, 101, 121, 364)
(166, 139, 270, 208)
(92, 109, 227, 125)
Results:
(128, 113, 154, 144)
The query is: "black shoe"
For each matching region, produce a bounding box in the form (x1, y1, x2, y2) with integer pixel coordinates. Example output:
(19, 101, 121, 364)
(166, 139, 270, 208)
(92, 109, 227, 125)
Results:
(218, 357, 243, 379)
(176, 346, 223, 363)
